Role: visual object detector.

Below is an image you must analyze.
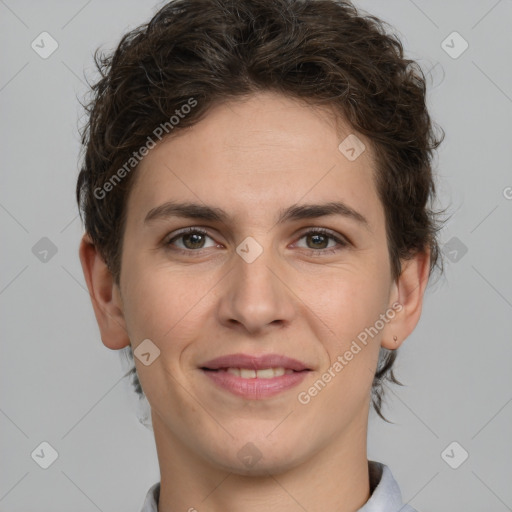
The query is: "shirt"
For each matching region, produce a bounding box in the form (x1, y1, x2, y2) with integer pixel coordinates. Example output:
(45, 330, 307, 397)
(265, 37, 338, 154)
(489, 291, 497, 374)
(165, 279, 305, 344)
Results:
(139, 460, 418, 512)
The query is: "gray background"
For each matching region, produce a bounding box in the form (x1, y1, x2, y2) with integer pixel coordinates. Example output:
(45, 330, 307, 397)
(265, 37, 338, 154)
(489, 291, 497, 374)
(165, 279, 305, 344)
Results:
(1, 0, 511, 510)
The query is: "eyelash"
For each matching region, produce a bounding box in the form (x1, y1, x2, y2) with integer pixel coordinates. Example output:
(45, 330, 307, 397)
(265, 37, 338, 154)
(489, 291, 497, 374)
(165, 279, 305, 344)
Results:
(163, 227, 349, 257)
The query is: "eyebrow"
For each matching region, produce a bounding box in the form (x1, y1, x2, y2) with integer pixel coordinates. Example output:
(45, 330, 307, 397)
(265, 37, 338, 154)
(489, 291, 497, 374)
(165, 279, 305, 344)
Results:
(144, 200, 370, 229)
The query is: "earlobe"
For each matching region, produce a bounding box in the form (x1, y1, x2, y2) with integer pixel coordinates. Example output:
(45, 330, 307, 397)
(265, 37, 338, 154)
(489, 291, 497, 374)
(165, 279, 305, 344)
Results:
(381, 250, 431, 350)
(78, 233, 131, 350)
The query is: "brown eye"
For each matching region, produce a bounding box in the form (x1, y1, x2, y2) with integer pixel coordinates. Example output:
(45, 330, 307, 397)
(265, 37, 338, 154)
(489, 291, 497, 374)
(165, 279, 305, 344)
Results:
(305, 233, 330, 249)
(166, 228, 216, 251)
(181, 232, 207, 249)
(295, 228, 348, 253)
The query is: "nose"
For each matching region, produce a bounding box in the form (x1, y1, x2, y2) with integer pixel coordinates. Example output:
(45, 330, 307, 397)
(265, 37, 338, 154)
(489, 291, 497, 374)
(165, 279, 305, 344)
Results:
(216, 241, 297, 335)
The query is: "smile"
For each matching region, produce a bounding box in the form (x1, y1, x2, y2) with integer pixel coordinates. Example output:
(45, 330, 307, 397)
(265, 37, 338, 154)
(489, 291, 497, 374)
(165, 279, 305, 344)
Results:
(200, 353, 312, 399)
(222, 367, 293, 378)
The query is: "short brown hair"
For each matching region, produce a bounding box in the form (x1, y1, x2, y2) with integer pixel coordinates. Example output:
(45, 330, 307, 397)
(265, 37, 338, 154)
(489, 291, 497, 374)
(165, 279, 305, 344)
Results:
(76, 0, 444, 421)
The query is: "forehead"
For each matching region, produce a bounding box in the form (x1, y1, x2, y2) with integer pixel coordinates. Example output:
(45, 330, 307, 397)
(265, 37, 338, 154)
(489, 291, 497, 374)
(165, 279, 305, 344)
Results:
(126, 91, 383, 228)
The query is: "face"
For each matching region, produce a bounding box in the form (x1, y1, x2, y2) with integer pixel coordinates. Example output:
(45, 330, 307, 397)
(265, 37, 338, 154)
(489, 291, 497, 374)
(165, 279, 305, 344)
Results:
(114, 91, 400, 474)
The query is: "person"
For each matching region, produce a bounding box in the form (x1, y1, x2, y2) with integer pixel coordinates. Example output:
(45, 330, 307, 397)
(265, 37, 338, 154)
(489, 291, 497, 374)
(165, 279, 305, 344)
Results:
(76, 0, 444, 510)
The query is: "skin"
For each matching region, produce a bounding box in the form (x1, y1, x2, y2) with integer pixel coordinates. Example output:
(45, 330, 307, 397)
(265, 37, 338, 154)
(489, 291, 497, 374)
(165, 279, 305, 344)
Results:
(80, 91, 429, 512)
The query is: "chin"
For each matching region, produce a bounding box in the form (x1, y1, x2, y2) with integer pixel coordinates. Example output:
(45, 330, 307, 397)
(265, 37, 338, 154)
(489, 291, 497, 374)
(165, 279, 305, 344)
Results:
(203, 436, 307, 476)
(214, 453, 302, 477)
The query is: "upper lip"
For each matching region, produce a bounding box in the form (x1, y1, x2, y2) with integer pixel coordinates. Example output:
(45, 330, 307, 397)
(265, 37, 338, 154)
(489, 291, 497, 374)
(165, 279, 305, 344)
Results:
(201, 353, 310, 371)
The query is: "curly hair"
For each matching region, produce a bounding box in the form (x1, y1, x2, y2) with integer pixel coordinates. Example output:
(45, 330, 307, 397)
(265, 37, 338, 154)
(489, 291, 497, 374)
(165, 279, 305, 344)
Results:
(76, 0, 444, 422)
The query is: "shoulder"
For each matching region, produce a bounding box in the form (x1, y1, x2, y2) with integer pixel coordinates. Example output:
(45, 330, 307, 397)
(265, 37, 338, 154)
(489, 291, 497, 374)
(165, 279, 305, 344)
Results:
(360, 460, 419, 512)
(139, 481, 160, 512)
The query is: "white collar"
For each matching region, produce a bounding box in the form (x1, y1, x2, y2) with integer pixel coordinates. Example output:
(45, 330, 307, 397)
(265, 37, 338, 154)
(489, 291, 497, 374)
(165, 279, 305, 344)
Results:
(139, 460, 417, 512)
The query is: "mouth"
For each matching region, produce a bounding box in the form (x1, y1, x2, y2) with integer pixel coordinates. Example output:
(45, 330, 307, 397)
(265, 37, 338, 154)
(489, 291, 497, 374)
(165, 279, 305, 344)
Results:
(200, 353, 311, 399)
(202, 367, 297, 378)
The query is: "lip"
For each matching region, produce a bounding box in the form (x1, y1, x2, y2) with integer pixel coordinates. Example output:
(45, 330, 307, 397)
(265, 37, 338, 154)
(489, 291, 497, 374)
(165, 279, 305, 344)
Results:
(200, 353, 311, 400)
(200, 353, 310, 371)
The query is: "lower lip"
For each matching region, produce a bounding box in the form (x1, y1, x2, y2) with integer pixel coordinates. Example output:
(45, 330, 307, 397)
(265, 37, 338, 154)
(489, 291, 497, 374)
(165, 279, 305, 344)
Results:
(201, 369, 309, 399)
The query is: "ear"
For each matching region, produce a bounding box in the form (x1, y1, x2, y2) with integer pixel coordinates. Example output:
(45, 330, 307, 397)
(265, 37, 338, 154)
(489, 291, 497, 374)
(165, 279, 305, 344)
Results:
(78, 233, 130, 350)
(381, 250, 430, 350)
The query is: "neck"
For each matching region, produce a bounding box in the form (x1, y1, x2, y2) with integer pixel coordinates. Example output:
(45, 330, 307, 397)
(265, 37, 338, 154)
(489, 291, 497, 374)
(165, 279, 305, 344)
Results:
(152, 406, 371, 512)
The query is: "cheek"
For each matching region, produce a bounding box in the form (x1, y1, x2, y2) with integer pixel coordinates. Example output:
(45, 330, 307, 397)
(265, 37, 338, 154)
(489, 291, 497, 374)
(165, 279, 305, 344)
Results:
(304, 270, 389, 418)
(120, 268, 208, 404)
(120, 256, 216, 351)
(303, 261, 392, 345)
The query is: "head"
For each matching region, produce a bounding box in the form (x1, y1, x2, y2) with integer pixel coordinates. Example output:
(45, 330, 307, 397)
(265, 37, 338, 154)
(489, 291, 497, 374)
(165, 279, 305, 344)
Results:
(77, 0, 443, 473)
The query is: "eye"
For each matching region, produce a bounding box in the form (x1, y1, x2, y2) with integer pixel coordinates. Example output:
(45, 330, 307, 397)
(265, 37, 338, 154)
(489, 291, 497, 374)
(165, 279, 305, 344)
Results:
(294, 228, 348, 254)
(165, 227, 218, 251)
(163, 226, 349, 256)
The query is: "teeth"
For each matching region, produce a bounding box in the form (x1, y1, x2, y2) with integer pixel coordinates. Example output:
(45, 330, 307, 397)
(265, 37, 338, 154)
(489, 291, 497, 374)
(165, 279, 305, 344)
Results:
(240, 368, 256, 379)
(225, 367, 291, 379)
(257, 368, 278, 378)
